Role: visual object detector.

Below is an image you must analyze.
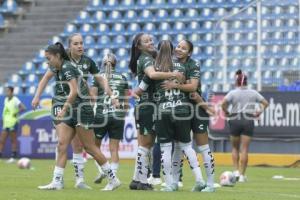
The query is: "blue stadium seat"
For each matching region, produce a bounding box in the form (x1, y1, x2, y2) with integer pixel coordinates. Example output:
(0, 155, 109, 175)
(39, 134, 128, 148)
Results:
(188, 33, 200, 43)
(116, 48, 129, 60)
(60, 23, 77, 37)
(108, 10, 122, 23)
(1, 0, 18, 13)
(110, 23, 125, 35)
(121, 0, 135, 9)
(136, 0, 150, 9)
(26, 86, 37, 95)
(160, 34, 172, 41)
(123, 10, 137, 22)
(112, 35, 127, 48)
(83, 35, 96, 48)
(201, 8, 213, 19)
(74, 11, 91, 24)
(185, 9, 199, 20)
(167, 0, 182, 9)
(139, 10, 153, 22)
(173, 22, 186, 34)
(158, 22, 172, 34)
(118, 60, 128, 72)
(187, 21, 200, 33)
(126, 23, 141, 34)
(99, 48, 112, 59)
(151, 0, 166, 9)
(23, 74, 39, 88)
(95, 35, 111, 49)
(86, 48, 98, 61)
(33, 49, 45, 64)
(7, 73, 22, 87)
(90, 11, 106, 24)
(80, 23, 94, 36)
(104, 0, 119, 10)
(155, 9, 168, 21)
(174, 34, 186, 43)
(0, 86, 4, 95)
(19, 62, 35, 77)
(170, 9, 183, 21)
(94, 23, 109, 36)
(48, 35, 63, 45)
(86, 0, 103, 12)
(36, 61, 48, 76)
(143, 23, 156, 33)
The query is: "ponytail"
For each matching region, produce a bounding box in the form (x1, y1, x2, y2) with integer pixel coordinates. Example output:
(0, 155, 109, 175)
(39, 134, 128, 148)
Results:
(102, 52, 117, 81)
(45, 42, 70, 61)
(129, 33, 144, 75)
(235, 69, 247, 86)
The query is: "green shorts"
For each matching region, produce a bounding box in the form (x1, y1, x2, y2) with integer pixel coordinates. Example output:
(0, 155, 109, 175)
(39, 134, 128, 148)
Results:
(191, 105, 209, 134)
(135, 105, 155, 136)
(94, 116, 124, 140)
(52, 103, 94, 129)
(155, 113, 191, 143)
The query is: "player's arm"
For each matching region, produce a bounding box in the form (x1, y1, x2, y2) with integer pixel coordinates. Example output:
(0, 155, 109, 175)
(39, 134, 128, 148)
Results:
(254, 99, 269, 118)
(161, 78, 198, 92)
(144, 66, 185, 83)
(221, 98, 230, 117)
(191, 92, 216, 116)
(32, 70, 55, 109)
(18, 102, 26, 112)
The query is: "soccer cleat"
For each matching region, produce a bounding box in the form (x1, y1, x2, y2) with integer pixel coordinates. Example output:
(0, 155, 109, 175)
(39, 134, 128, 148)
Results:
(147, 176, 162, 185)
(238, 175, 247, 182)
(191, 181, 206, 192)
(94, 173, 107, 184)
(38, 182, 64, 190)
(75, 181, 92, 189)
(201, 186, 215, 192)
(233, 170, 240, 182)
(178, 181, 183, 188)
(136, 182, 153, 190)
(129, 180, 140, 190)
(6, 158, 15, 164)
(101, 178, 121, 191)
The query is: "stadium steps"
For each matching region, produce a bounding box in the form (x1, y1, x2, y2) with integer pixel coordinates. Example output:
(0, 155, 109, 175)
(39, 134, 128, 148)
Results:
(0, 0, 88, 82)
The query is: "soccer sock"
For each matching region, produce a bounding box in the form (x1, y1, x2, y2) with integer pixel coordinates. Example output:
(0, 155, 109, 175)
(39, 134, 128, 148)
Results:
(179, 142, 204, 183)
(72, 153, 85, 183)
(160, 142, 173, 186)
(152, 143, 161, 178)
(136, 146, 150, 184)
(53, 166, 64, 184)
(198, 144, 215, 188)
(172, 142, 182, 184)
(101, 162, 116, 182)
(12, 151, 17, 159)
(111, 162, 119, 174)
(132, 146, 140, 181)
(94, 160, 104, 175)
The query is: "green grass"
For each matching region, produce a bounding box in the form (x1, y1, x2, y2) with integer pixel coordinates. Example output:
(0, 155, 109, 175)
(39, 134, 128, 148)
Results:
(0, 159, 299, 200)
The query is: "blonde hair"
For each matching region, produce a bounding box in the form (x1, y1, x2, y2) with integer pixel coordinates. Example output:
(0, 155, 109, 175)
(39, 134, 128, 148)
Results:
(102, 52, 117, 81)
(155, 40, 173, 72)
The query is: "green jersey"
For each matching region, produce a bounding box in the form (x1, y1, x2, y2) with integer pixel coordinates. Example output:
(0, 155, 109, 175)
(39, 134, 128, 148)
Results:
(153, 60, 190, 115)
(94, 70, 129, 118)
(183, 58, 201, 96)
(50, 60, 90, 107)
(137, 52, 155, 104)
(70, 54, 99, 81)
(2, 96, 21, 128)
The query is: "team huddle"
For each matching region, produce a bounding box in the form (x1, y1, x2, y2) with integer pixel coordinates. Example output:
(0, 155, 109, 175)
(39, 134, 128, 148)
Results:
(32, 32, 217, 192)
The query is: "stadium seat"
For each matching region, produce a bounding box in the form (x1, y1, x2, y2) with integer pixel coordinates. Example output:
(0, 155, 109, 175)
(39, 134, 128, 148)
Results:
(96, 35, 111, 49)
(118, 60, 128, 72)
(104, 0, 119, 10)
(174, 33, 185, 43)
(36, 61, 48, 76)
(86, 0, 103, 11)
(170, 9, 183, 20)
(273, 6, 283, 15)
(143, 23, 156, 33)
(83, 35, 96, 48)
(139, 10, 153, 22)
(116, 48, 129, 60)
(90, 11, 106, 24)
(112, 35, 127, 48)
(86, 48, 97, 61)
(110, 23, 125, 35)
(94, 23, 109, 36)
(19, 62, 35, 77)
(79, 23, 94, 36)
(121, 0, 135, 9)
(158, 22, 171, 34)
(201, 8, 213, 18)
(136, 0, 150, 9)
(187, 21, 200, 32)
(32, 49, 45, 64)
(155, 9, 168, 21)
(185, 8, 199, 19)
(126, 23, 141, 34)
(160, 34, 172, 41)
(123, 10, 137, 22)
(173, 22, 186, 34)
(23, 74, 39, 88)
(1, 0, 18, 13)
(60, 23, 77, 37)
(168, 0, 182, 9)
(74, 11, 91, 24)
(108, 10, 122, 23)
(152, 0, 166, 9)
(188, 33, 200, 44)
(7, 73, 23, 87)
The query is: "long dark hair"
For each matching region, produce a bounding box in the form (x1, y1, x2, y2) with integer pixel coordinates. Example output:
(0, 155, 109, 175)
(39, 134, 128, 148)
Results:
(128, 33, 145, 75)
(235, 69, 247, 86)
(45, 42, 70, 61)
(155, 40, 173, 72)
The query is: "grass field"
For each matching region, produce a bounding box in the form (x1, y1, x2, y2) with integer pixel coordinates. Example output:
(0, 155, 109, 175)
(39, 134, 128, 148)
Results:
(0, 159, 299, 200)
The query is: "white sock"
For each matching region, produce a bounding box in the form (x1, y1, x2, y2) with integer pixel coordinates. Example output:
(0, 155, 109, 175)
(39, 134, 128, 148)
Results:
(111, 162, 119, 174)
(73, 153, 85, 183)
(198, 144, 215, 188)
(94, 160, 104, 175)
(136, 146, 150, 184)
(53, 166, 64, 183)
(172, 142, 182, 184)
(101, 162, 116, 182)
(180, 142, 204, 183)
(160, 142, 173, 186)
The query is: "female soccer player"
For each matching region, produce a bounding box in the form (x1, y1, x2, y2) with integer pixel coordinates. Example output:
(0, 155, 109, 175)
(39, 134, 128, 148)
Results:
(32, 33, 115, 189)
(128, 33, 184, 190)
(0, 86, 26, 163)
(221, 69, 269, 182)
(36, 42, 120, 191)
(162, 39, 216, 192)
(93, 53, 129, 183)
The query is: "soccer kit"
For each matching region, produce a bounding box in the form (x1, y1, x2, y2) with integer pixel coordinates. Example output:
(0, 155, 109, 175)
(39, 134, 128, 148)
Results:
(135, 52, 156, 136)
(2, 96, 21, 132)
(50, 60, 94, 129)
(93, 70, 129, 140)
